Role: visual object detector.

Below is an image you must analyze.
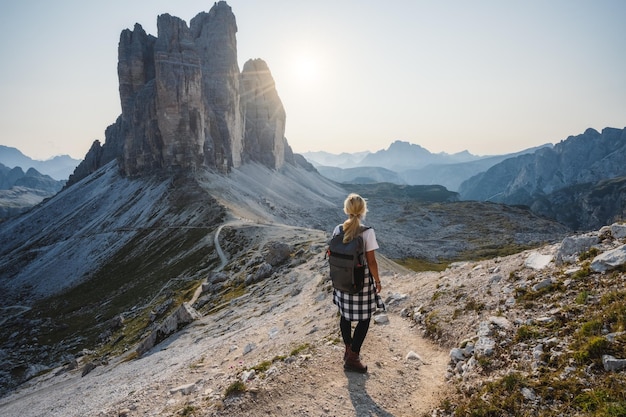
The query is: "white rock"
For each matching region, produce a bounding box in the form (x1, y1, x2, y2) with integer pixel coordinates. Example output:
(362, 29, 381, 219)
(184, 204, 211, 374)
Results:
(524, 252, 553, 270)
(374, 314, 390, 324)
(450, 348, 465, 362)
(591, 244, 626, 272)
(488, 316, 511, 330)
(521, 387, 536, 401)
(241, 370, 255, 381)
(170, 383, 196, 395)
(610, 223, 626, 239)
(406, 351, 423, 362)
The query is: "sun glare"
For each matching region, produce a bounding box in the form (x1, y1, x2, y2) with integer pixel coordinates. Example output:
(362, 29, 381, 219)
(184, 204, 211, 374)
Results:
(293, 54, 319, 83)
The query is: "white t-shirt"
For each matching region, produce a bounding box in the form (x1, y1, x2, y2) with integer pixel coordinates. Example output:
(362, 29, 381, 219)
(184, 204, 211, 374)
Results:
(333, 225, 379, 253)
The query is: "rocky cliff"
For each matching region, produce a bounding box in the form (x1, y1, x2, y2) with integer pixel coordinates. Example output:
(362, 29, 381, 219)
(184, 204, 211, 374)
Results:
(458, 127, 626, 229)
(68, 1, 291, 185)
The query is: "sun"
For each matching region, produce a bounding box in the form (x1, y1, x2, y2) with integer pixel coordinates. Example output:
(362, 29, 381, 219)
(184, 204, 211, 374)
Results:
(292, 54, 320, 83)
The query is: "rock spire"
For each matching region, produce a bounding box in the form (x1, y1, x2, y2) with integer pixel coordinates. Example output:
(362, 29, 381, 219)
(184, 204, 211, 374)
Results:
(69, 1, 292, 185)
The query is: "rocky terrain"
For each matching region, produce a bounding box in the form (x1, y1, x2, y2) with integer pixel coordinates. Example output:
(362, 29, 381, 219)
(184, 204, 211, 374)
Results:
(2, 2, 624, 415)
(1, 204, 625, 416)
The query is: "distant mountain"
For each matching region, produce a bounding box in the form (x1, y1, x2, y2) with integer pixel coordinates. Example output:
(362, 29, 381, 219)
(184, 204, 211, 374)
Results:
(0, 145, 81, 181)
(459, 127, 626, 230)
(316, 165, 405, 184)
(358, 140, 482, 170)
(0, 163, 64, 219)
(300, 151, 370, 168)
(303, 141, 551, 191)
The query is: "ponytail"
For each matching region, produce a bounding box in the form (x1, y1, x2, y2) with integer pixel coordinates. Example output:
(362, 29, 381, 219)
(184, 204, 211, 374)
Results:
(341, 193, 367, 243)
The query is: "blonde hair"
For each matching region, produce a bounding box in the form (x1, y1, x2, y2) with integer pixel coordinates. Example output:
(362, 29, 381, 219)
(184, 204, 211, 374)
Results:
(341, 193, 368, 243)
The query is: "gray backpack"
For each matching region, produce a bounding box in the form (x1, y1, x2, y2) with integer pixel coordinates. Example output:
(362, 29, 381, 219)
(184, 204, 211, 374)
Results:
(327, 226, 370, 294)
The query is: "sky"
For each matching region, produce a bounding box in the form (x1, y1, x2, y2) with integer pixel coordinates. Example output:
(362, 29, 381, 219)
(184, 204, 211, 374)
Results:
(0, 0, 625, 161)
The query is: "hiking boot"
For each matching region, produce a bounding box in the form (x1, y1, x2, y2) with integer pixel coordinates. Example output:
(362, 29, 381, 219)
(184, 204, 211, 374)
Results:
(344, 350, 367, 373)
(344, 344, 351, 362)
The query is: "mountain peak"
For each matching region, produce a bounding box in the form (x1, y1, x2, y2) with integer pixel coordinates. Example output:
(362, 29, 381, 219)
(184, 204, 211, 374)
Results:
(68, 1, 291, 186)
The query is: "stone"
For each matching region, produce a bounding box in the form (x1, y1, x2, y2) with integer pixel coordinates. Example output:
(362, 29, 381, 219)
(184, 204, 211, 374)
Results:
(610, 223, 626, 239)
(405, 351, 423, 362)
(555, 235, 600, 265)
(265, 241, 292, 266)
(591, 245, 626, 272)
(488, 316, 512, 330)
(524, 252, 553, 270)
(68, 1, 294, 186)
(532, 278, 553, 292)
(450, 348, 465, 362)
(136, 303, 200, 356)
(241, 59, 286, 169)
(475, 337, 496, 356)
(170, 383, 197, 395)
(602, 355, 626, 372)
(374, 314, 390, 324)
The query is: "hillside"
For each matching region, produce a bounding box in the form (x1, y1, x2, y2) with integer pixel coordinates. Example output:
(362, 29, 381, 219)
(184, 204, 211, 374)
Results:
(1, 188, 625, 415)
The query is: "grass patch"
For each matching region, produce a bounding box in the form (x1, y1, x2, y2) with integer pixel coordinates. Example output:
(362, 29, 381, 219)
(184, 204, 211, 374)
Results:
(396, 257, 449, 272)
(290, 343, 311, 356)
(224, 380, 246, 397)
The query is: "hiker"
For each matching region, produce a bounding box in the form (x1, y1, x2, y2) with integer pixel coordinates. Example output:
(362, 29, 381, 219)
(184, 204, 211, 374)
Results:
(332, 193, 384, 373)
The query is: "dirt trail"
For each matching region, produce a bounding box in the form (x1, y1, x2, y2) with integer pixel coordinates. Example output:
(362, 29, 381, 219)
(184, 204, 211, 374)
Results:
(220, 312, 449, 417)
(0, 225, 450, 417)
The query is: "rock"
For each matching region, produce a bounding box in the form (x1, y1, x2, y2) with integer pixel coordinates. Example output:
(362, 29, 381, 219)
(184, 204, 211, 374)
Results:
(609, 223, 626, 239)
(81, 362, 98, 377)
(591, 244, 626, 272)
(265, 241, 292, 266)
(532, 278, 553, 292)
(170, 383, 197, 395)
(405, 351, 423, 362)
(488, 316, 512, 330)
(474, 337, 496, 356)
(524, 252, 553, 270)
(136, 303, 200, 356)
(555, 235, 599, 265)
(241, 370, 255, 381)
(602, 355, 626, 372)
(245, 262, 272, 285)
(450, 348, 465, 362)
(241, 59, 287, 169)
(68, 1, 294, 186)
(521, 387, 536, 401)
(243, 343, 256, 354)
(373, 314, 389, 325)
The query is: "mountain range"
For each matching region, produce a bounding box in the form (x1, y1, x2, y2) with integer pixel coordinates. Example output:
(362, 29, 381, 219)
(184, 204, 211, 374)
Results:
(302, 140, 551, 190)
(0, 2, 625, 415)
(304, 127, 626, 231)
(0, 145, 80, 181)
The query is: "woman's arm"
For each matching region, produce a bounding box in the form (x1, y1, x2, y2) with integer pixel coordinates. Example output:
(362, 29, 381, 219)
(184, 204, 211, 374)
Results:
(365, 250, 381, 293)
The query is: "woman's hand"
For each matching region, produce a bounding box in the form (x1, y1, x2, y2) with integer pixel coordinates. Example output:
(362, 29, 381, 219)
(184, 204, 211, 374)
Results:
(375, 280, 381, 293)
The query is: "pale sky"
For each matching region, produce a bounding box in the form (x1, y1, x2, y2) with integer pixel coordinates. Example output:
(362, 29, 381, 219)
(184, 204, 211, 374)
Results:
(1, 0, 625, 161)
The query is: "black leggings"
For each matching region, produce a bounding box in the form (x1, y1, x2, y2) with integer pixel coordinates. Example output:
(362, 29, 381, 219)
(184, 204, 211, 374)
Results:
(340, 316, 371, 353)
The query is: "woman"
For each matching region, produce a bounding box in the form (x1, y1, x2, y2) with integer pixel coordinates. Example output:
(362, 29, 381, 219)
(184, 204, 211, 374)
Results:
(332, 193, 384, 373)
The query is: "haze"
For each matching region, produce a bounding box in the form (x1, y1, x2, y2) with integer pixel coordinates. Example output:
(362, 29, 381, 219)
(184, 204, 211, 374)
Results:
(0, 0, 624, 160)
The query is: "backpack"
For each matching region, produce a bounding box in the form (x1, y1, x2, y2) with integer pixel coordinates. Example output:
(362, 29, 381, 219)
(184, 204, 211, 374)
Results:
(327, 225, 371, 294)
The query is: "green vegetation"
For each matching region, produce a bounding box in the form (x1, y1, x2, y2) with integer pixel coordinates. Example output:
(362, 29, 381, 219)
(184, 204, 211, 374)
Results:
(397, 257, 449, 272)
(436, 262, 626, 415)
(290, 343, 311, 356)
(224, 380, 246, 396)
